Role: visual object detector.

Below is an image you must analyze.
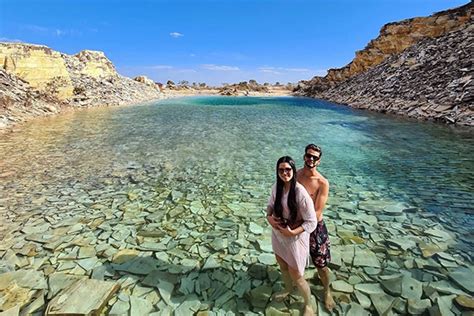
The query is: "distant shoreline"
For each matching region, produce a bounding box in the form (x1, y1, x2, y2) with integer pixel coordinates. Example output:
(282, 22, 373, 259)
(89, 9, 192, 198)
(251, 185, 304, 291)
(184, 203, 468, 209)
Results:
(0, 89, 293, 133)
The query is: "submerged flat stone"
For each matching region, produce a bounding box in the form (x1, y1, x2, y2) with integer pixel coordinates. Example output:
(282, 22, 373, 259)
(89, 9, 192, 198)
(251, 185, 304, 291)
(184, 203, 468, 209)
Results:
(383, 203, 406, 215)
(380, 275, 403, 296)
(45, 279, 119, 315)
(113, 257, 158, 275)
(248, 222, 264, 235)
(370, 293, 395, 315)
(354, 291, 372, 309)
(0, 269, 47, 290)
(174, 295, 201, 315)
(455, 295, 474, 309)
(407, 299, 431, 314)
(353, 249, 380, 268)
(429, 280, 466, 295)
(354, 283, 385, 295)
(249, 285, 272, 308)
(419, 242, 447, 258)
(401, 276, 422, 301)
(386, 238, 417, 251)
(425, 228, 452, 240)
(130, 295, 153, 316)
(157, 280, 174, 306)
(257, 253, 275, 265)
(449, 266, 474, 294)
(257, 239, 273, 253)
(332, 280, 354, 293)
(202, 256, 220, 270)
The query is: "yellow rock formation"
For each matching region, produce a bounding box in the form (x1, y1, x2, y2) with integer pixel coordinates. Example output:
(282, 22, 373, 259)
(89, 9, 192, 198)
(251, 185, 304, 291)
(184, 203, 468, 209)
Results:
(0, 43, 74, 99)
(73, 50, 118, 78)
(325, 3, 472, 83)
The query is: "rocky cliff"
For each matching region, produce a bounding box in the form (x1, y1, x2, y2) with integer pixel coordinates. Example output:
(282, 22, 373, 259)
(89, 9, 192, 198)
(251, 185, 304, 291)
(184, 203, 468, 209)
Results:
(295, 2, 473, 125)
(0, 43, 162, 129)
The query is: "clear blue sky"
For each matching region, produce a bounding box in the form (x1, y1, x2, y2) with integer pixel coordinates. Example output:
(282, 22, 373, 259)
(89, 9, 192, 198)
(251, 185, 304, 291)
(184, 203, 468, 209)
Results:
(0, 0, 469, 86)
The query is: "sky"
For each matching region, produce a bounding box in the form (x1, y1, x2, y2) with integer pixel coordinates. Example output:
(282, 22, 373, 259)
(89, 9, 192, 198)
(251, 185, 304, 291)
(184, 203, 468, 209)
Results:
(0, 0, 469, 86)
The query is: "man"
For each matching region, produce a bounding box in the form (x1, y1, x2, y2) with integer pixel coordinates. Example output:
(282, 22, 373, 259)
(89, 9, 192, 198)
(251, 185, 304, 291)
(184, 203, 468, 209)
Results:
(297, 144, 335, 312)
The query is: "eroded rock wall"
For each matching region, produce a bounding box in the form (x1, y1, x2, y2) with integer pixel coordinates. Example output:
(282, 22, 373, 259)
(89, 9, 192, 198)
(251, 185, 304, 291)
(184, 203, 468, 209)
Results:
(299, 24, 473, 125)
(0, 43, 162, 129)
(0, 43, 74, 99)
(326, 3, 472, 84)
(296, 2, 473, 126)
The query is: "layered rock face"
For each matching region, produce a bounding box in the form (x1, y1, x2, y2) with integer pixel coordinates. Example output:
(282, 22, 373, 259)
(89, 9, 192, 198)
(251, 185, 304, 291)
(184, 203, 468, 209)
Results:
(0, 43, 162, 129)
(296, 2, 473, 126)
(326, 3, 472, 84)
(0, 43, 74, 99)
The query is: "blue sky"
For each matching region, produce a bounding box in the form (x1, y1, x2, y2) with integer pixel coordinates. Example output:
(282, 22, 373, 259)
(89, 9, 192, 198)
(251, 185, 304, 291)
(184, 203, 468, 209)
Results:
(0, 0, 469, 86)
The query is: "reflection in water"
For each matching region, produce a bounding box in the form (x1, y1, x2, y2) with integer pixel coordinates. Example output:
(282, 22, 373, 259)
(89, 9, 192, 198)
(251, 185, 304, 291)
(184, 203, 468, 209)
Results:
(0, 97, 473, 314)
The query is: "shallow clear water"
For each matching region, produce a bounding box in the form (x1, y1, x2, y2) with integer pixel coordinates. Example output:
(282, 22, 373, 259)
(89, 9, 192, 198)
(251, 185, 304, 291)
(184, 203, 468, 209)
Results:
(0, 96, 473, 313)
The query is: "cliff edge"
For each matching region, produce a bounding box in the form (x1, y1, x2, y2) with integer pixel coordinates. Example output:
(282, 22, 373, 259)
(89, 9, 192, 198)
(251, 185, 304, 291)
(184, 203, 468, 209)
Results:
(0, 43, 162, 129)
(295, 2, 473, 126)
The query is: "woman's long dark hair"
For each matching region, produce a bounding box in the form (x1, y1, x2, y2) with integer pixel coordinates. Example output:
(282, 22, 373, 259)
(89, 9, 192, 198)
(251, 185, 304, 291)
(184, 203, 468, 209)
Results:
(274, 156, 297, 225)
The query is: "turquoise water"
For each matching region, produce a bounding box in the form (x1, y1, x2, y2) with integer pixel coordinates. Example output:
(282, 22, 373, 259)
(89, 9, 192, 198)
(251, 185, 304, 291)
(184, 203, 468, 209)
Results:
(0, 96, 472, 313)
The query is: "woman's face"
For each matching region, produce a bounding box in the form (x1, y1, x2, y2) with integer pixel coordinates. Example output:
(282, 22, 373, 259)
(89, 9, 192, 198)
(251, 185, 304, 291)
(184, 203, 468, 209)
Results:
(278, 162, 293, 183)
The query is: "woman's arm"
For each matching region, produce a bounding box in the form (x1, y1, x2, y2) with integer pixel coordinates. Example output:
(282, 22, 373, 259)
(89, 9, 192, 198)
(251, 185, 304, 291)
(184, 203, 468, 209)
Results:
(281, 186, 317, 236)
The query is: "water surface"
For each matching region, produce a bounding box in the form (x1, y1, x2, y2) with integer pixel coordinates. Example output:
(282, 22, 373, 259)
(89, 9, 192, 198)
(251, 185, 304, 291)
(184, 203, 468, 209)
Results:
(0, 96, 472, 314)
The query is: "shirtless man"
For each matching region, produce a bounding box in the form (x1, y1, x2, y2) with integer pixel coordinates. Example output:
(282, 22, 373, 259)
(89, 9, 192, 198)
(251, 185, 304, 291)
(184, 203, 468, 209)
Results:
(297, 144, 335, 312)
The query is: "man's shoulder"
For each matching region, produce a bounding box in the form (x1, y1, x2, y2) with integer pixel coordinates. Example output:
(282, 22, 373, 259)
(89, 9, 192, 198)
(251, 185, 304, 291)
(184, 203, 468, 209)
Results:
(317, 175, 329, 188)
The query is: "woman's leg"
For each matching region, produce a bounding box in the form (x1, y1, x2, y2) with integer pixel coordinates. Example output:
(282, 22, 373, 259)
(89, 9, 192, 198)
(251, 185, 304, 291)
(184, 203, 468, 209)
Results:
(288, 265, 314, 316)
(272, 254, 294, 301)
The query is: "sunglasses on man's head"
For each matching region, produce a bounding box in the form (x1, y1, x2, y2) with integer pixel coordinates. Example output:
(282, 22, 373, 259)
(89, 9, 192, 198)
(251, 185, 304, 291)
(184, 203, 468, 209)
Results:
(278, 168, 293, 174)
(305, 153, 320, 161)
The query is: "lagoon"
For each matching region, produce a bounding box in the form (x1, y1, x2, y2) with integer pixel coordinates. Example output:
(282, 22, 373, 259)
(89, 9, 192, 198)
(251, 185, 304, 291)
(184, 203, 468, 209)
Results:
(0, 96, 473, 314)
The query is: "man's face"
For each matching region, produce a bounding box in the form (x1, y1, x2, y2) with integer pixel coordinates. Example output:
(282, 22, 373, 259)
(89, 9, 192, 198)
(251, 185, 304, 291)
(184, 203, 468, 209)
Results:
(304, 148, 321, 168)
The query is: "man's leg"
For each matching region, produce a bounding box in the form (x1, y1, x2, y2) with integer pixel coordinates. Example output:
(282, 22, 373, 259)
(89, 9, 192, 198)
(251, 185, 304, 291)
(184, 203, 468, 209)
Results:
(318, 266, 335, 311)
(310, 221, 335, 311)
(272, 254, 293, 301)
(288, 265, 314, 316)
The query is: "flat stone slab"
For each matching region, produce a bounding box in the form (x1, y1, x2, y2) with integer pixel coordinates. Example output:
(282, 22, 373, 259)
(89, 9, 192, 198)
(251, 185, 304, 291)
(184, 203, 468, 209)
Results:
(401, 276, 422, 300)
(353, 249, 380, 268)
(0, 305, 20, 316)
(248, 222, 264, 235)
(0, 269, 47, 290)
(354, 283, 385, 295)
(332, 280, 354, 293)
(257, 253, 276, 265)
(45, 279, 119, 315)
(455, 295, 474, 309)
(449, 266, 474, 294)
(370, 293, 395, 315)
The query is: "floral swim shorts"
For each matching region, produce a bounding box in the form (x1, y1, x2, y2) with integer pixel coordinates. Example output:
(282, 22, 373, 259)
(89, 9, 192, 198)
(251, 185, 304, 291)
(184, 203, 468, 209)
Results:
(309, 220, 331, 268)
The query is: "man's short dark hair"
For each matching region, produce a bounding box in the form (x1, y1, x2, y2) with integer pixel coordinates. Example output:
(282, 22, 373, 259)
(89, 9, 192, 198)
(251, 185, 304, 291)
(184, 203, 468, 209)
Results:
(305, 144, 322, 157)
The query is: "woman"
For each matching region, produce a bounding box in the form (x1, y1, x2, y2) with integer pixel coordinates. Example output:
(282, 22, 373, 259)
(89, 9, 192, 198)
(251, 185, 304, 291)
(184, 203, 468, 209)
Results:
(267, 156, 317, 316)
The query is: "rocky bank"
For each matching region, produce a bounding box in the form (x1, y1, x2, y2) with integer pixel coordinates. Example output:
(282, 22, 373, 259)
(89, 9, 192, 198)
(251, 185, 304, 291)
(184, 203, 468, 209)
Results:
(295, 2, 473, 126)
(0, 43, 163, 129)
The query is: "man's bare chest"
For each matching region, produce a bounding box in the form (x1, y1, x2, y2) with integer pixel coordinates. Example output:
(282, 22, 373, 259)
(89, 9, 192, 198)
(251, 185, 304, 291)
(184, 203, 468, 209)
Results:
(298, 178, 321, 200)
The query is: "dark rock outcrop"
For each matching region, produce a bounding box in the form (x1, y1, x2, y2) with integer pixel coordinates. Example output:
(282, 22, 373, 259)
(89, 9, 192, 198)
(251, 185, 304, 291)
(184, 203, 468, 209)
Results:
(296, 2, 473, 126)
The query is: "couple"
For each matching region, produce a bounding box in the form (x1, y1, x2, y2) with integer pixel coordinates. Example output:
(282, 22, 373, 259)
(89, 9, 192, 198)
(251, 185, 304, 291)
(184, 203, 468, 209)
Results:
(266, 144, 334, 315)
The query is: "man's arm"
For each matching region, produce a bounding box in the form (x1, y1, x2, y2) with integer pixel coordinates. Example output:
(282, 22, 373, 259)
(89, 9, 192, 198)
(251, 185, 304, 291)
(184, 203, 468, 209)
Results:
(315, 179, 329, 222)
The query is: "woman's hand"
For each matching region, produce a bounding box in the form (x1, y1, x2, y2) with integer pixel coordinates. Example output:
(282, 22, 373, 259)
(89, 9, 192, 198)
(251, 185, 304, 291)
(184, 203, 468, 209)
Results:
(278, 226, 296, 237)
(267, 216, 281, 229)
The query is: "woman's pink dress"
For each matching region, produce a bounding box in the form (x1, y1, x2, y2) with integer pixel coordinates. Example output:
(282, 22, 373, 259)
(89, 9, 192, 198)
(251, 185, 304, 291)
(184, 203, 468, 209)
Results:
(267, 182, 317, 276)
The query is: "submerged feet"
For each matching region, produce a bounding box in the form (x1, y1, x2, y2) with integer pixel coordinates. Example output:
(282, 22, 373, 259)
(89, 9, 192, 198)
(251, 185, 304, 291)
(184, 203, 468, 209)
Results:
(303, 304, 314, 316)
(324, 289, 335, 312)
